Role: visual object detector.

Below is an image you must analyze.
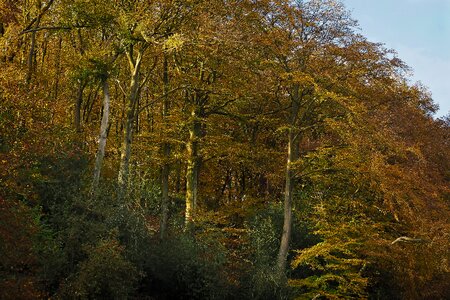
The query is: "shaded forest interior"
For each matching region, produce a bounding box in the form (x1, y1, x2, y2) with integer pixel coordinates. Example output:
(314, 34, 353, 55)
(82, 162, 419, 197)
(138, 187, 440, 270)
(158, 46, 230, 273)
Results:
(0, 0, 449, 299)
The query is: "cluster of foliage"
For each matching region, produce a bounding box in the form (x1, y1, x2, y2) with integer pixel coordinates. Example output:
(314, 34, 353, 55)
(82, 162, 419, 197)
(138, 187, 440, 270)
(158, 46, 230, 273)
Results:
(1, 0, 449, 299)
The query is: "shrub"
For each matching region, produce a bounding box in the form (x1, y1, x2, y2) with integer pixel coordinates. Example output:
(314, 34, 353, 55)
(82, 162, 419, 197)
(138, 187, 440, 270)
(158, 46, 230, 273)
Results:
(60, 237, 138, 299)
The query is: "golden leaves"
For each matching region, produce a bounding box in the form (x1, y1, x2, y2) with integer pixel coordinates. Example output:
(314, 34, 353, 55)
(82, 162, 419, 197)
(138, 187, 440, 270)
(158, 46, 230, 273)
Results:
(163, 33, 185, 52)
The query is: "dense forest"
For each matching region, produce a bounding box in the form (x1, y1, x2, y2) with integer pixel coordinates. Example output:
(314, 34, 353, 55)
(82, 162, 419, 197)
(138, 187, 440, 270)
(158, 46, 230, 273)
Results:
(0, 0, 449, 299)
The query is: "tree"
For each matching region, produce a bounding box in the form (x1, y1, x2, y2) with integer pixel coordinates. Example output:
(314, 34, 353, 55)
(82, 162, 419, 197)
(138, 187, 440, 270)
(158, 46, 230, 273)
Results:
(1, 0, 449, 298)
(91, 78, 111, 195)
(250, 0, 359, 276)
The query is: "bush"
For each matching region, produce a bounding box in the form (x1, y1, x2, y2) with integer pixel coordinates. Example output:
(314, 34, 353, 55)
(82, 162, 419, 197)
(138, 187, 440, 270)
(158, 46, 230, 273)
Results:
(140, 233, 229, 299)
(60, 237, 139, 299)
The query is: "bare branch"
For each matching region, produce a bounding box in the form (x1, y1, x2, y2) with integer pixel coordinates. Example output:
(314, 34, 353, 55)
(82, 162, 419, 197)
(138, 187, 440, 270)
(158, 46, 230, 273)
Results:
(391, 236, 427, 245)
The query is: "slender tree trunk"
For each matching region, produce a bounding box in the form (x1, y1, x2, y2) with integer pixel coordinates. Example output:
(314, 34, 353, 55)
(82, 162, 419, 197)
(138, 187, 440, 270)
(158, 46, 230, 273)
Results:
(74, 28, 86, 132)
(117, 94, 136, 198)
(240, 170, 246, 197)
(277, 129, 299, 275)
(175, 158, 181, 194)
(53, 37, 62, 99)
(184, 62, 206, 228)
(117, 50, 142, 199)
(160, 56, 170, 239)
(40, 33, 48, 73)
(277, 86, 300, 278)
(26, 0, 44, 83)
(75, 81, 85, 133)
(193, 154, 200, 209)
(91, 79, 110, 195)
(185, 109, 201, 228)
(26, 20, 40, 84)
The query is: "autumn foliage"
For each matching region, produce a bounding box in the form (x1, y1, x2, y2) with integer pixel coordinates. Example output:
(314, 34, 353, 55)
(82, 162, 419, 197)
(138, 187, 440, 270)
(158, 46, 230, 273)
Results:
(0, 0, 449, 299)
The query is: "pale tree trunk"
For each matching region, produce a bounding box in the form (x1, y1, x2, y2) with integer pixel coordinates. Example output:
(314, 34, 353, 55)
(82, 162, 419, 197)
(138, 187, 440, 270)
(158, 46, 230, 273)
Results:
(117, 102, 134, 198)
(277, 86, 300, 277)
(185, 108, 201, 228)
(184, 61, 207, 229)
(117, 49, 142, 199)
(91, 79, 110, 195)
(160, 55, 170, 239)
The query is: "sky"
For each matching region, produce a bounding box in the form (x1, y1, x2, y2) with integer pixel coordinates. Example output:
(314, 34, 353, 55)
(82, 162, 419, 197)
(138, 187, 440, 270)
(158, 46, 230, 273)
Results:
(341, 0, 450, 117)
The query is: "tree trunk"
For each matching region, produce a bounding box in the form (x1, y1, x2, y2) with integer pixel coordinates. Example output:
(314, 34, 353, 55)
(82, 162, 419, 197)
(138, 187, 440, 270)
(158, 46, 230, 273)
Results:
(26, 20, 40, 84)
(185, 109, 201, 228)
(40, 33, 48, 74)
(53, 37, 62, 100)
(74, 28, 86, 131)
(75, 81, 85, 133)
(91, 79, 110, 195)
(117, 49, 142, 199)
(175, 158, 182, 194)
(160, 55, 170, 239)
(277, 86, 300, 278)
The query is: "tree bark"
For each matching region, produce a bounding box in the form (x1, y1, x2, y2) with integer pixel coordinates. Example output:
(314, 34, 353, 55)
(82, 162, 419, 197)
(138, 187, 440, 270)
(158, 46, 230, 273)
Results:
(91, 79, 110, 195)
(26, 20, 40, 84)
(391, 236, 427, 245)
(185, 108, 201, 228)
(175, 158, 182, 194)
(53, 37, 62, 100)
(74, 28, 86, 132)
(117, 48, 142, 199)
(160, 55, 170, 239)
(277, 86, 300, 277)
(75, 80, 86, 133)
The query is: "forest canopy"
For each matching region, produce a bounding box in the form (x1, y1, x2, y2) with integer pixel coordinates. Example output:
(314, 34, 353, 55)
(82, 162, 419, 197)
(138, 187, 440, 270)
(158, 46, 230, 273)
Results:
(0, 0, 449, 299)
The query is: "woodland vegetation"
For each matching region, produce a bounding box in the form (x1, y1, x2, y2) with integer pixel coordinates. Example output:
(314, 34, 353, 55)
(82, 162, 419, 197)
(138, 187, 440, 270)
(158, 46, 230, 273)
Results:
(0, 0, 449, 299)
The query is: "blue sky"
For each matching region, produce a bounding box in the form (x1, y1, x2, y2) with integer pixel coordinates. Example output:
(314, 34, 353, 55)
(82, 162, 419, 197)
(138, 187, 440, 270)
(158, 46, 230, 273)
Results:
(341, 0, 450, 117)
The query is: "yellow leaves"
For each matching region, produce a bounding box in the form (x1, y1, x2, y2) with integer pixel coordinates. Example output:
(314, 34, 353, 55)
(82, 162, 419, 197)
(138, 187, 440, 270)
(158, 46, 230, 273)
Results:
(280, 71, 317, 88)
(163, 33, 185, 52)
(291, 237, 363, 269)
(290, 234, 369, 298)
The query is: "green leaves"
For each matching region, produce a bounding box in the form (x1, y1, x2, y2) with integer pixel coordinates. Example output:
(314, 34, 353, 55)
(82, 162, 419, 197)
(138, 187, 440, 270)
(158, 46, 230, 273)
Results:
(0, 0, 448, 299)
(70, 54, 110, 82)
(61, 237, 139, 299)
(60, 0, 115, 28)
(290, 232, 368, 298)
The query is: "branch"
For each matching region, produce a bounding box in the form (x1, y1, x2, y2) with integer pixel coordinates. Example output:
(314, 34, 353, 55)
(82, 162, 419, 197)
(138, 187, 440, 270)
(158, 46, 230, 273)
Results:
(391, 236, 427, 245)
(137, 86, 185, 115)
(139, 56, 159, 91)
(261, 104, 291, 116)
(21, 0, 55, 33)
(207, 109, 247, 122)
(206, 96, 241, 115)
(21, 26, 73, 34)
(115, 79, 127, 97)
(126, 47, 136, 71)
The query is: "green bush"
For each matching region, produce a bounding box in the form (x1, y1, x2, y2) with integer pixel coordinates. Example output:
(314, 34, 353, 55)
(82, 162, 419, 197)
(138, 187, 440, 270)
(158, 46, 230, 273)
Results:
(60, 237, 139, 299)
(140, 234, 229, 299)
